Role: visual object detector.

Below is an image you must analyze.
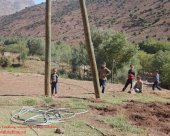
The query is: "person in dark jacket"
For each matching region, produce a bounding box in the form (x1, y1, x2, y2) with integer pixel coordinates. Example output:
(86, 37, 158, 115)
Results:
(51, 68, 59, 96)
(152, 70, 161, 91)
(122, 65, 135, 92)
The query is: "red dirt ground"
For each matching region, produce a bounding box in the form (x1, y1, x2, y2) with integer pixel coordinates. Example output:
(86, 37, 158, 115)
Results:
(91, 102, 170, 136)
(0, 71, 124, 97)
(0, 72, 170, 136)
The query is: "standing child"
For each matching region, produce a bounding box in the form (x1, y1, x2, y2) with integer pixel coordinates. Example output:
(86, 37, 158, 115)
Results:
(152, 70, 161, 91)
(122, 65, 135, 92)
(51, 68, 59, 96)
(98, 62, 111, 93)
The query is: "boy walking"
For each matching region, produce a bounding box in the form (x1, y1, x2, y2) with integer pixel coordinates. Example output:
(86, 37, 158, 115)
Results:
(152, 70, 161, 91)
(122, 65, 135, 92)
(51, 68, 59, 96)
(98, 62, 111, 93)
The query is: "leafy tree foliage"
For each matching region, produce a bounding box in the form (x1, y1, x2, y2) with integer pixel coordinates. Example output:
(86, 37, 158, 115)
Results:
(137, 51, 153, 72)
(51, 42, 72, 64)
(92, 29, 138, 69)
(160, 63, 170, 89)
(70, 44, 88, 73)
(27, 39, 44, 56)
(0, 57, 11, 67)
(139, 39, 170, 54)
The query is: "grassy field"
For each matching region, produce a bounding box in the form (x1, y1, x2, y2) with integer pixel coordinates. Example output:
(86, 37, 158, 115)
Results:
(0, 64, 169, 136)
(0, 90, 169, 136)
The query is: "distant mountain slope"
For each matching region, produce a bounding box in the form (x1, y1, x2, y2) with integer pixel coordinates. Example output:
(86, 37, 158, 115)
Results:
(0, 0, 34, 16)
(0, 0, 169, 44)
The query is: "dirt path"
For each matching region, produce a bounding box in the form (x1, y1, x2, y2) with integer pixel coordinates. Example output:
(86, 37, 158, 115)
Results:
(0, 72, 124, 97)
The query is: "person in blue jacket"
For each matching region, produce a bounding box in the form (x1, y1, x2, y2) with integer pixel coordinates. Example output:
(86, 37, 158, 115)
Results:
(152, 70, 161, 91)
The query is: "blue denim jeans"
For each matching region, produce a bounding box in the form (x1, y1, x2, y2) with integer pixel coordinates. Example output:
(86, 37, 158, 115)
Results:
(51, 82, 58, 94)
(99, 79, 106, 93)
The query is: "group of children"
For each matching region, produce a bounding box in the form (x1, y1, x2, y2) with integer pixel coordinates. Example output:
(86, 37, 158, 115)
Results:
(51, 62, 162, 97)
(98, 62, 162, 94)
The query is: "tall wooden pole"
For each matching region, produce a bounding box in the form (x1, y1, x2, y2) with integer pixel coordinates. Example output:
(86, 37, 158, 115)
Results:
(79, 0, 100, 98)
(45, 0, 51, 96)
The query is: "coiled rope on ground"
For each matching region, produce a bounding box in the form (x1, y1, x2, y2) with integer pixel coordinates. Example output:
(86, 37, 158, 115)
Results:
(11, 106, 88, 126)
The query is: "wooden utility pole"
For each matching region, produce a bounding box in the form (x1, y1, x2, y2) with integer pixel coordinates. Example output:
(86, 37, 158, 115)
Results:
(45, 0, 51, 96)
(79, 0, 100, 98)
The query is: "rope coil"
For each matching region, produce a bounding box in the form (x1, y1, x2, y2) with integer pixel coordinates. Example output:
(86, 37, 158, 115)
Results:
(11, 106, 88, 126)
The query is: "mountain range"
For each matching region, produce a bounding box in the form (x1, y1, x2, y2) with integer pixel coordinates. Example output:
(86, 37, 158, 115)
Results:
(0, 0, 34, 16)
(0, 0, 169, 44)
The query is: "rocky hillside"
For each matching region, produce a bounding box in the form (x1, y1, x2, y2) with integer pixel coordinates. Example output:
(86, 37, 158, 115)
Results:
(0, 0, 34, 16)
(0, 0, 169, 44)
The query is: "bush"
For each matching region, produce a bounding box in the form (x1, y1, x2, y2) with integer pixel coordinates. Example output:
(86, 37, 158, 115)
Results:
(137, 51, 153, 72)
(160, 63, 170, 89)
(27, 39, 44, 56)
(92, 29, 138, 68)
(0, 57, 11, 67)
(151, 51, 170, 89)
(68, 72, 81, 80)
(4, 38, 18, 45)
(139, 39, 170, 54)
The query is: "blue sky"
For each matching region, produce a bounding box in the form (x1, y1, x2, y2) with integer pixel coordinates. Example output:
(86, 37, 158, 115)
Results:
(34, 0, 46, 4)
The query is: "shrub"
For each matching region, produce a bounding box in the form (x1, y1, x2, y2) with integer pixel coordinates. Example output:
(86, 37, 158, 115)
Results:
(0, 57, 11, 67)
(139, 39, 170, 54)
(160, 63, 170, 89)
(68, 72, 81, 80)
(92, 28, 138, 69)
(27, 39, 44, 56)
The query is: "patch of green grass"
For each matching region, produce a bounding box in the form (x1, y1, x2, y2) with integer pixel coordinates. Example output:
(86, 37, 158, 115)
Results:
(0, 106, 41, 136)
(99, 115, 144, 134)
(0, 96, 54, 106)
(102, 92, 170, 105)
(63, 98, 89, 108)
(133, 93, 170, 103)
(0, 66, 27, 73)
(22, 98, 37, 106)
(42, 96, 53, 104)
(89, 102, 110, 109)
(59, 120, 101, 136)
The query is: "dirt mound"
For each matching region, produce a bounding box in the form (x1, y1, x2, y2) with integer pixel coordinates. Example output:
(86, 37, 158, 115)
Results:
(124, 102, 170, 136)
(91, 106, 119, 116)
(91, 102, 170, 136)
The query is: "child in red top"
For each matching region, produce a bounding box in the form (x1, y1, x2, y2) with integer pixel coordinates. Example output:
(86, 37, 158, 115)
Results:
(122, 65, 135, 92)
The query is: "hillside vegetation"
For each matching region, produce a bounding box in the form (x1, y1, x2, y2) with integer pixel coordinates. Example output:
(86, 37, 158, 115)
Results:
(0, 0, 169, 43)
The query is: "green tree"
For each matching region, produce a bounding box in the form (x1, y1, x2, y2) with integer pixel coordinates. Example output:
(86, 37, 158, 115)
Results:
(139, 39, 170, 54)
(160, 63, 170, 89)
(4, 38, 18, 45)
(92, 29, 138, 69)
(51, 42, 71, 64)
(151, 51, 170, 89)
(27, 39, 44, 56)
(151, 51, 170, 70)
(137, 51, 153, 72)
